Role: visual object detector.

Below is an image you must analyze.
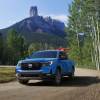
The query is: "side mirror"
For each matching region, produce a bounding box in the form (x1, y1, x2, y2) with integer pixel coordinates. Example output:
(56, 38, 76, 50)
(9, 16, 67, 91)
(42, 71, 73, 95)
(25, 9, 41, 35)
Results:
(59, 55, 67, 60)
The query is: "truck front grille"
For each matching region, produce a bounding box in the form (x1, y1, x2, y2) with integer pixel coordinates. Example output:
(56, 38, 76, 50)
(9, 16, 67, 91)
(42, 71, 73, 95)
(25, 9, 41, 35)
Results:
(21, 63, 42, 70)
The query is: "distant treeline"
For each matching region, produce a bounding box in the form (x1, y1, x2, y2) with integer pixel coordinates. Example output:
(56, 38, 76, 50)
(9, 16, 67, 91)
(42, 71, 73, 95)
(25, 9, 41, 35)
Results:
(0, 29, 66, 65)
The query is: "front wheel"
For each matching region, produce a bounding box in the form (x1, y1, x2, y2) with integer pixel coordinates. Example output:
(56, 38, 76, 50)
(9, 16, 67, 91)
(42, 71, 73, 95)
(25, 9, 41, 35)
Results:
(54, 69, 62, 85)
(68, 66, 75, 78)
(18, 79, 29, 85)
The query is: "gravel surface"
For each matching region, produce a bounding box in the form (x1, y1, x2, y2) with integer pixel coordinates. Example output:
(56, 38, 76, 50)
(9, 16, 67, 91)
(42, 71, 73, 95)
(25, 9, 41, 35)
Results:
(0, 68, 100, 100)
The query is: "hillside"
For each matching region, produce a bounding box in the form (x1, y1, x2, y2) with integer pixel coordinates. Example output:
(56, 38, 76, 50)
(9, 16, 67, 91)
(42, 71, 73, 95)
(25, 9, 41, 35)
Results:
(0, 6, 67, 47)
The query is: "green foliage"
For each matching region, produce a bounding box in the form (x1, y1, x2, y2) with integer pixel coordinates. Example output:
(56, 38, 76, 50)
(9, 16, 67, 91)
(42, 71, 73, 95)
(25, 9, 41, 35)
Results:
(5, 29, 28, 65)
(67, 0, 100, 69)
(0, 33, 3, 64)
(28, 42, 55, 55)
(0, 67, 15, 83)
(28, 43, 41, 55)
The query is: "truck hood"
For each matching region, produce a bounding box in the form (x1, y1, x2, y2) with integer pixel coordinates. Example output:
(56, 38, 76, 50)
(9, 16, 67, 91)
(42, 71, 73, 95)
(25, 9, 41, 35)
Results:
(20, 58, 58, 63)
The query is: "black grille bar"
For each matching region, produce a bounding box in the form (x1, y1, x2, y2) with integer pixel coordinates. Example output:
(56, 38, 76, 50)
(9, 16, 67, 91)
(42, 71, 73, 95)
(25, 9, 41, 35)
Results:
(21, 63, 42, 70)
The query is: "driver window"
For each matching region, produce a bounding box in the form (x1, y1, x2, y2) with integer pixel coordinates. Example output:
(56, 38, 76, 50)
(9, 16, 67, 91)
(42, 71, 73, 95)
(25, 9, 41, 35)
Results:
(59, 52, 68, 60)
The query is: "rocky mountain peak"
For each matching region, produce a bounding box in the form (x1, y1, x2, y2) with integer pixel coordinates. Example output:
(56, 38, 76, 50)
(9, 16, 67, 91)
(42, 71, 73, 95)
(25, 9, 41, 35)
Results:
(30, 6, 38, 17)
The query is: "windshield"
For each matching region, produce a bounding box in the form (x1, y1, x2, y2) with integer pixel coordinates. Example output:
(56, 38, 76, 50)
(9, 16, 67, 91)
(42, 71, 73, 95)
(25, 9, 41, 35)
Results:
(31, 51, 57, 58)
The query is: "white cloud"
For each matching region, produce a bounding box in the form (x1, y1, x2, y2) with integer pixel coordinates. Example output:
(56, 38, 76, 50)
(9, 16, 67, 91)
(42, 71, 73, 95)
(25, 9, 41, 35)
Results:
(51, 15, 68, 26)
(41, 13, 68, 26)
(51, 15, 68, 23)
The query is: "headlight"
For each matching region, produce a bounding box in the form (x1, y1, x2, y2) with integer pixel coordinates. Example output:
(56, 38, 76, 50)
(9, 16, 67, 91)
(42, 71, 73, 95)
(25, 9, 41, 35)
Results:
(42, 61, 54, 67)
(17, 61, 22, 67)
(49, 61, 53, 65)
(17, 63, 21, 66)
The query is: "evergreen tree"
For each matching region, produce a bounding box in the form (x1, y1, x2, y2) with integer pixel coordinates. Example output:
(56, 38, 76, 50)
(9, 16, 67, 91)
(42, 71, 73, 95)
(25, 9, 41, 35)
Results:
(7, 29, 27, 65)
(0, 33, 3, 64)
(7, 29, 18, 64)
(17, 35, 27, 59)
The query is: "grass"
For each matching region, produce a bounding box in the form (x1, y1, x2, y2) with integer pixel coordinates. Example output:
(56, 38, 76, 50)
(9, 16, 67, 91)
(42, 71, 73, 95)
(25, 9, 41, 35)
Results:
(0, 67, 16, 83)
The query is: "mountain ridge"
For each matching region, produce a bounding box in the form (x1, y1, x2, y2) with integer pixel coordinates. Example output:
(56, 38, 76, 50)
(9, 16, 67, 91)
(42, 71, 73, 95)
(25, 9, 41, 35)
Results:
(0, 6, 67, 47)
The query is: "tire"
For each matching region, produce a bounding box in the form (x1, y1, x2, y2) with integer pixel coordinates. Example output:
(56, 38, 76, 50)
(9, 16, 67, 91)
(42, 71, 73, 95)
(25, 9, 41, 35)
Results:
(54, 68, 62, 85)
(18, 79, 29, 85)
(68, 66, 75, 78)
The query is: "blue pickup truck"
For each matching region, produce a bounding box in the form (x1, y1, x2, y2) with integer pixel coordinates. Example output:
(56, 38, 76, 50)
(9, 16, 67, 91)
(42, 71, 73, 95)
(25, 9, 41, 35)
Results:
(16, 50, 75, 85)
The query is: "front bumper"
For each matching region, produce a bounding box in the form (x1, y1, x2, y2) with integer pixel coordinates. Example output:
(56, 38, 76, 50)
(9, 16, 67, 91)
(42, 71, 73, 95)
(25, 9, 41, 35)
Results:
(16, 70, 52, 80)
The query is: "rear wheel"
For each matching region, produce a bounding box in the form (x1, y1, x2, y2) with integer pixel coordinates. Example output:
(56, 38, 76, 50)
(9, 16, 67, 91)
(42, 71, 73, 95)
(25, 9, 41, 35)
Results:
(68, 66, 75, 78)
(18, 79, 29, 85)
(54, 69, 62, 85)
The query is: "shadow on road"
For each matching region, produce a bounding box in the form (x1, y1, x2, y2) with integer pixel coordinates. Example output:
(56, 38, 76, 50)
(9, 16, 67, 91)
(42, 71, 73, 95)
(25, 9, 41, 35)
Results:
(26, 76, 100, 87)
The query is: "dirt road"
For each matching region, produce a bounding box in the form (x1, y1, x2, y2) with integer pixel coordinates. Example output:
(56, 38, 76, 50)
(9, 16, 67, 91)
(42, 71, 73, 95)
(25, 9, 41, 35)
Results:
(0, 68, 100, 100)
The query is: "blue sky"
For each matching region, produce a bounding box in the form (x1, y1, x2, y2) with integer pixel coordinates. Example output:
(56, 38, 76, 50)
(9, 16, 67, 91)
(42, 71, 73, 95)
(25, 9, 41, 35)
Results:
(0, 0, 72, 29)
